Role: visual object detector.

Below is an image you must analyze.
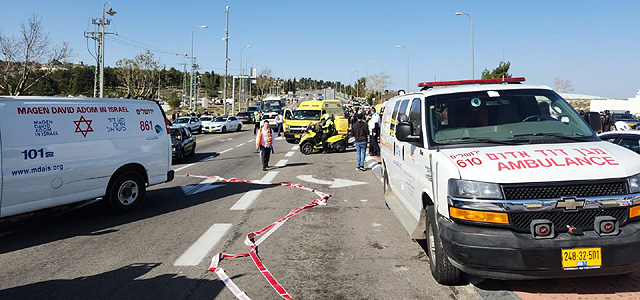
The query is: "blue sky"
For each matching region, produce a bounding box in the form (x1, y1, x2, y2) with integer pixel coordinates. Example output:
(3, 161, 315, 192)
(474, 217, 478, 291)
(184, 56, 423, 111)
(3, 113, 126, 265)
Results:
(1, 0, 639, 98)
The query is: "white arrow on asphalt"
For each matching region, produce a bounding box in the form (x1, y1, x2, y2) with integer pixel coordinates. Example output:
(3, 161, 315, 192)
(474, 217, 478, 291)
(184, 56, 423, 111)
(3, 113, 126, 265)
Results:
(296, 175, 367, 188)
(181, 177, 224, 196)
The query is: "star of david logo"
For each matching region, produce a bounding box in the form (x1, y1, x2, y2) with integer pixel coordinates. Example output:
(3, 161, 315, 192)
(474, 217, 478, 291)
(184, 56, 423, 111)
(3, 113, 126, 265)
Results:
(74, 115, 94, 137)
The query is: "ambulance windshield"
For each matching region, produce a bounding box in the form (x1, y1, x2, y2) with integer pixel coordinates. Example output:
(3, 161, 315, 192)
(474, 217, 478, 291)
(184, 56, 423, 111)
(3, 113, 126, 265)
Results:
(427, 89, 597, 145)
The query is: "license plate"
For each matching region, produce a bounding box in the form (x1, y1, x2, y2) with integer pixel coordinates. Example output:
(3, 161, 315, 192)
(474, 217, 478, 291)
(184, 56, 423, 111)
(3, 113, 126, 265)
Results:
(561, 247, 601, 270)
(295, 134, 300, 138)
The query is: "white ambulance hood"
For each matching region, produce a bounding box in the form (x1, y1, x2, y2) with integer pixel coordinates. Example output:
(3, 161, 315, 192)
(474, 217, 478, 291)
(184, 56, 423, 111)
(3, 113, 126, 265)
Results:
(440, 142, 640, 183)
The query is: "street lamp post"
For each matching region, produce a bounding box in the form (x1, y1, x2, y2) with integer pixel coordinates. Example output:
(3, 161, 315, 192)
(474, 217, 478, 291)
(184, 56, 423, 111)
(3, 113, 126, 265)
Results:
(455, 12, 474, 79)
(396, 45, 409, 92)
(190, 25, 208, 112)
(223, 6, 230, 115)
(239, 45, 251, 114)
(100, 1, 116, 98)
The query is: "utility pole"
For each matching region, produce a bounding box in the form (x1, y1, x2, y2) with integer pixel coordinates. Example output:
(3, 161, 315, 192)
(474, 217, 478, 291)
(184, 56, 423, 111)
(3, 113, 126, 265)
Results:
(223, 6, 230, 115)
(84, 3, 115, 98)
(178, 62, 187, 106)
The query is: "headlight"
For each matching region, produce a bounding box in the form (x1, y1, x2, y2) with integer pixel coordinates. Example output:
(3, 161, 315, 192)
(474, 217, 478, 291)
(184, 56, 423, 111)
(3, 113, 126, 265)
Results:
(449, 179, 503, 199)
(285, 125, 291, 129)
(628, 174, 640, 193)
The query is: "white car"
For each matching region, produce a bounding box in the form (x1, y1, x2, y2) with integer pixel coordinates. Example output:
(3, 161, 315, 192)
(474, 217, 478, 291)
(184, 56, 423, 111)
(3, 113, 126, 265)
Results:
(172, 116, 201, 134)
(199, 116, 215, 133)
(204, 116, 242, 133)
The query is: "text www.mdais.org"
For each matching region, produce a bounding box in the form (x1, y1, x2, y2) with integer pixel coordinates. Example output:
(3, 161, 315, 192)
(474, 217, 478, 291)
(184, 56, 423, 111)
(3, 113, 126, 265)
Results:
(11, 164, 64, 176)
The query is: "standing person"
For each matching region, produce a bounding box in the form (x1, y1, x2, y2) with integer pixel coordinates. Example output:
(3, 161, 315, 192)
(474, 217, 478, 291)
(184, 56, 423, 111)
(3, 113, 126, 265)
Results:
(321, 114, 335, 153)
(368, 108, 380, 156)
(256, 120, 274, 171)
(275, 113, 284, 137)
(351, 113, 369, 171)
(253, 111, 262, 134)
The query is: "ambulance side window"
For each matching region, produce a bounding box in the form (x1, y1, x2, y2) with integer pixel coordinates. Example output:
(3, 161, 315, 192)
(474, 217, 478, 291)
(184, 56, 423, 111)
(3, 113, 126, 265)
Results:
(397, 100, 410, 124)
(409, 98, 422, 137)
(390, 101, 402, 136)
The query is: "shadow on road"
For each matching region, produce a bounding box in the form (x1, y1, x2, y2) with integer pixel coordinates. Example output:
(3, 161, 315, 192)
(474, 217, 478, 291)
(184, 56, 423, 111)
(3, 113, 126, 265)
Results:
(0, 181, 275, 254)
(0, 262, 234, 300)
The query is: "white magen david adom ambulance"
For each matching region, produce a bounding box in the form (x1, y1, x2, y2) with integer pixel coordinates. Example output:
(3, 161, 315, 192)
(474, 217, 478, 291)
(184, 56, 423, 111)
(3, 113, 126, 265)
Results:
(380, 77, 640, 284)
(0, 96, 174, 218)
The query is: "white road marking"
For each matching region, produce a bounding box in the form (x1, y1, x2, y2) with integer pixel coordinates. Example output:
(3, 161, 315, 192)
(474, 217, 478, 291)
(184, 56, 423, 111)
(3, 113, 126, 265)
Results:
(229, 171, 279, 210)
(173, 223, 233, 266)
(174, 163, 195, 172)
(296, 174, 368, 188)
(199, 155, 216, 162)
(247, 139, 254, 143)
(291, 146, 299, 151)
(236, 143, 245, 147)
(275, 159, 288, 167)
(220, 148, 234, 154)
(220, 138, 233, 142)
(182, 177, 221, 196)
(285, 151, 295, 157)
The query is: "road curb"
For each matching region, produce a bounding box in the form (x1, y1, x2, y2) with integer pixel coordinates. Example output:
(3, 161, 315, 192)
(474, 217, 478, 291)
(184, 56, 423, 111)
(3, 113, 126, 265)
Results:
(365, 155, 383, 182)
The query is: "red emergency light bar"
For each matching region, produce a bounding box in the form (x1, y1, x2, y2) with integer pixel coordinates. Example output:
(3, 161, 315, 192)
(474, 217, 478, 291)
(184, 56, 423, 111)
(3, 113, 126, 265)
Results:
(418, 77, 526, 88)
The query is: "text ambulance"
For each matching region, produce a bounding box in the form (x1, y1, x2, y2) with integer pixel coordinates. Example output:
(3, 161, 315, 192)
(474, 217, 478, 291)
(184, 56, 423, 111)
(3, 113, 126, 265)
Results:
(283, 99, 348, 144)
(380, 77, 640, 284)
(0, 96, 174, 218)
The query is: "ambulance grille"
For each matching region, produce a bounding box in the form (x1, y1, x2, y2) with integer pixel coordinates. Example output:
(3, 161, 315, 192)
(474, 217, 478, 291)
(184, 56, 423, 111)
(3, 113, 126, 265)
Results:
(510, 208, 628, 233)
(502, 181, 627, 200)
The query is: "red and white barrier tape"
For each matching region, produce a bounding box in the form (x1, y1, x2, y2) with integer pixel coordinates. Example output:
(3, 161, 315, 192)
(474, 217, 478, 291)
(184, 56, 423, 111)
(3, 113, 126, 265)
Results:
(184, 174, 331, 300)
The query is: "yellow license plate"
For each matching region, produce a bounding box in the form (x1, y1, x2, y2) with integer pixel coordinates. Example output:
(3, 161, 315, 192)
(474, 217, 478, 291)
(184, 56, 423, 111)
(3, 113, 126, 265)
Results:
(295, 134, 300, 138)
(561, 247, 601, 269)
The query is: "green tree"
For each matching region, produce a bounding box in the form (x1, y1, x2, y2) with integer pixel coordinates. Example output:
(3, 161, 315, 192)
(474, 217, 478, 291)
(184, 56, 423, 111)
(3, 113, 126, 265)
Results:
(115, 50, 161, 99)
(481, 61, 511, 79)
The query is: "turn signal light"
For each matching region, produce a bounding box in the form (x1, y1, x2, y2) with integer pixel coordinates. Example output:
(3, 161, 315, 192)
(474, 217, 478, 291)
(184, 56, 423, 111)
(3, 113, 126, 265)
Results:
(449, 207, 509, 224)
(630, 205, 640, 219)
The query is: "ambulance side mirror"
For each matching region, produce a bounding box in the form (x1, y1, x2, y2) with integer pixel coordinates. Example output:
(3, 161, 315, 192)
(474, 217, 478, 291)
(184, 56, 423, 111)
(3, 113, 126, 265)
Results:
(584, 112, 602, 133)
(396, 121, 421, 143)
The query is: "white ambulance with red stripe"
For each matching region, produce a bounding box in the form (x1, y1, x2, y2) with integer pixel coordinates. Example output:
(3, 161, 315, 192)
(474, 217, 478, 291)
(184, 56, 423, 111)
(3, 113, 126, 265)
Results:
(0, 96, 174, 218)
(380, 78, 640, 284)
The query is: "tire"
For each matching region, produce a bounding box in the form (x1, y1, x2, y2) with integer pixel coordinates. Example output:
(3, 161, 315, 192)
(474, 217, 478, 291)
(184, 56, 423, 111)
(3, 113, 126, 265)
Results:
(222, 126, 226, 133)
(188, 144, 196, 157)
(197, 126, 202, 134)
(105, 171, 146, 214)
(300, 141, 314, 155)
(383, 168, 390, 194)
(426, 206, 461, 285)
(334, 140, 346, 153)
(236, 124, 242, 132)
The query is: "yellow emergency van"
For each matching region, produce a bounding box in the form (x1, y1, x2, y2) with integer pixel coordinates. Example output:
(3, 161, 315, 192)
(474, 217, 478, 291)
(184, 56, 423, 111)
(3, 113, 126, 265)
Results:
(283, 100, 348, 144)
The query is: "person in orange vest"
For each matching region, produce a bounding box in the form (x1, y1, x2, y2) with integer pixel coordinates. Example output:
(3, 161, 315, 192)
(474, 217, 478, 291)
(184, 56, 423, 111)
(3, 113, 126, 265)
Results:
(255, 120, 275, 171)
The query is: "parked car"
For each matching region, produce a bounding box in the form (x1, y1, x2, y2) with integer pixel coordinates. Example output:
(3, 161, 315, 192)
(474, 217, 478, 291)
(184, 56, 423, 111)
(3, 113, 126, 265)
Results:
(261, 112, 279, 129)
(206, 116, 243, 133)
(199, 116, 215, 133)
(611, 113, 640, 130)
(599, 131, 640, 154)
(247, 106, 262, 114)
(236, 111, 254, 124)
(170, 126, 196, 161)
(173, 116, 201, 134)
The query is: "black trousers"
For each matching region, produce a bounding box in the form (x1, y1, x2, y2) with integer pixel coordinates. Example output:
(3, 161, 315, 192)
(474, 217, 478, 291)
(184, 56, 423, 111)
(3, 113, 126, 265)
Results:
(260, 146, 271, 169)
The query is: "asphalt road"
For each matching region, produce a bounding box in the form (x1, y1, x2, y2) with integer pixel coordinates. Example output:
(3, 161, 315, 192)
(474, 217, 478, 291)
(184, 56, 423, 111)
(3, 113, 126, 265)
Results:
(0, 127, 481, 300)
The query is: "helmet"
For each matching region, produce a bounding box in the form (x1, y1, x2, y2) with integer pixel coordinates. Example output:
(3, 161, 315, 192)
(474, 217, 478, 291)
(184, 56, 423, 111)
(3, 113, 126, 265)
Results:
(321, 114, 329, 121)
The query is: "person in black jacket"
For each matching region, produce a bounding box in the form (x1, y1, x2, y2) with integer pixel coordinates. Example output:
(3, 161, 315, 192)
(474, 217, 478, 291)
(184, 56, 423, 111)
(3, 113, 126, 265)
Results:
(351, 113, 369, 171)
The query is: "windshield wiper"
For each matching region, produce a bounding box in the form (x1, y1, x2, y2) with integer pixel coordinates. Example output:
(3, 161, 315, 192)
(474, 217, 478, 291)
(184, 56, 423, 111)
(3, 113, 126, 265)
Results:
(509, 132, 591, 142)
(438, 137, 514, 145)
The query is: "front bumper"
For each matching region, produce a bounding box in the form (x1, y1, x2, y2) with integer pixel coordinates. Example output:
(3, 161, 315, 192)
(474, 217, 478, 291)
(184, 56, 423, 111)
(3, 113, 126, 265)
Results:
(438, 216, 640, 280)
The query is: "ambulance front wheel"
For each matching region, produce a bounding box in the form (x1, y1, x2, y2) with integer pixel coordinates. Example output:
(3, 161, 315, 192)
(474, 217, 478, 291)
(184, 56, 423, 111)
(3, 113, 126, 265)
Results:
(426, 206, 461, 285)
(106, 171, 146, 214)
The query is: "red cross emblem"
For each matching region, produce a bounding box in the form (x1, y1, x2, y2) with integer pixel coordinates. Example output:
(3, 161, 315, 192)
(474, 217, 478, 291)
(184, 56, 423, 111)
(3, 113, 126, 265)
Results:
(74, 115, 94, 137)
